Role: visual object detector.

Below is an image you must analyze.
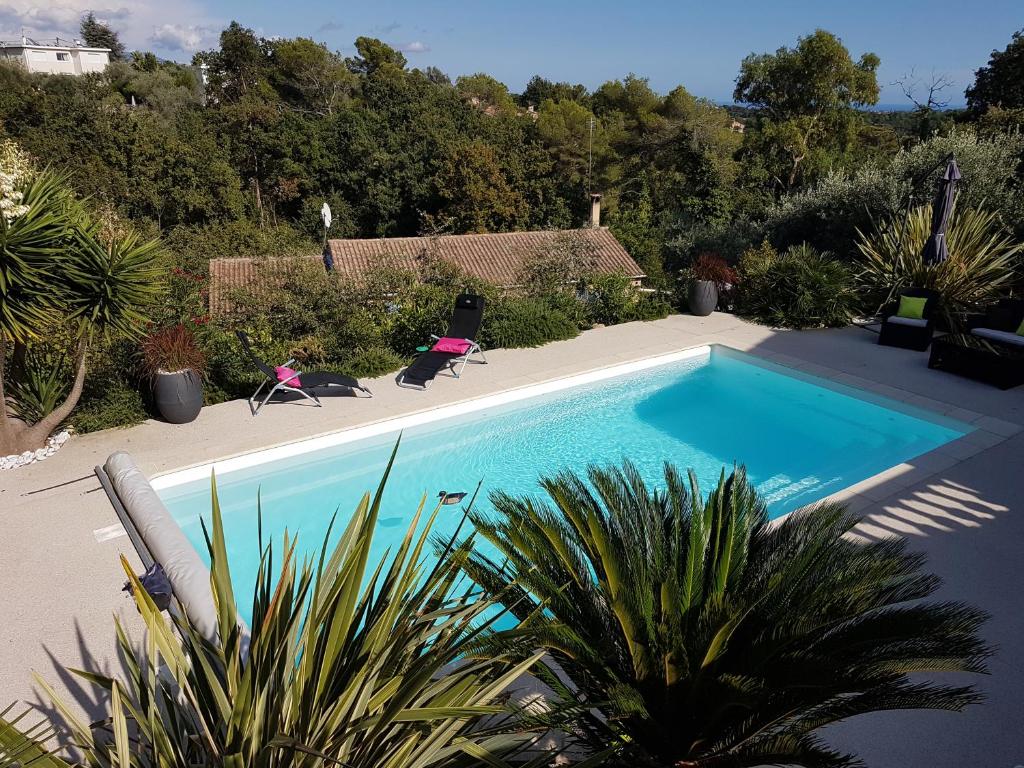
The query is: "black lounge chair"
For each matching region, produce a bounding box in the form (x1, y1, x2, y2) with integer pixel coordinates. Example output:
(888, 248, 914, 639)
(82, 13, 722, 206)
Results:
(397, 294, 487, 390)
(878, 287, 940, 351)
(236, 330, 371, 415)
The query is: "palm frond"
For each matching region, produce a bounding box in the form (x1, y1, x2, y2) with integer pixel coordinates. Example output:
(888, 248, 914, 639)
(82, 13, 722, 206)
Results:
(464, 460, 990, 768)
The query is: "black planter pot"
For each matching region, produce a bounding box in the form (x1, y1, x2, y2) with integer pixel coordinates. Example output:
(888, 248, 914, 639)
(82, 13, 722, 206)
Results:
(153, 370, 203, 424)
(687, 280, 718, 317)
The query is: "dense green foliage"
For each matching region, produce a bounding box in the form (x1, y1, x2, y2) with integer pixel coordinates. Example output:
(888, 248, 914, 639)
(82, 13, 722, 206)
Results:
(209, 250, 668, 402)
(462, 461, 990, 768)
(761, 130, 1024, 259)
(735, 29, 881, 192)
(736, 242, 860, 328)
(967, 29, 1024, 112)
(2, 21, 1024, 433)
(79, 12, 126, 60)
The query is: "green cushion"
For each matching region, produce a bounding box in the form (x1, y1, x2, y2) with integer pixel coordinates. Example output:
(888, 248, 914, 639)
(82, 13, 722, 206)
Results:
(1016, 317, 1024, 336)
(896, 295, 927, 320)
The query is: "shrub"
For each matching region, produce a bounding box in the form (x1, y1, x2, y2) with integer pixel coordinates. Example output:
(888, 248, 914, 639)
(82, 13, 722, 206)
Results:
(387, 283, 464, 354)
(764, 129, 1024, 258)
(585, 272, 671, 325)
(7, 348, 72, 424)
(67, 337, 150, 432)
(198, 324, 273, 402)
(736, 241, 859, 328)
(481, 296, 580, 348)
(539, 288, 591, 329)
(335, 346, 407, 379)
(517, 229, 598, 295)
(463, 461, 990, 768)
(71, 384, 148, 433)
(857, 203, 1022, 321)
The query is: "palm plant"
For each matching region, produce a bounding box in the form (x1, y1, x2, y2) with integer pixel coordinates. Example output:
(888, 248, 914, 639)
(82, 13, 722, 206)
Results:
(736, 242, 859, 329)
(1, 450, 548, 768)
(857, 202, 1021, 324)
(462, 461, 990, 768)
(0, 163, 164, 454)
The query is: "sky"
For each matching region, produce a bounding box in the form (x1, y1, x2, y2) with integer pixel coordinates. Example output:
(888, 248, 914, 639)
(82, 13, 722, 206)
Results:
(1, 0, 1021, 106)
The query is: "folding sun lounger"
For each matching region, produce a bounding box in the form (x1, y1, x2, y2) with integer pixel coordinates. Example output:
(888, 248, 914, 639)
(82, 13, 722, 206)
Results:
(236, 330, 372, 415)
(397, 294, 487, 390)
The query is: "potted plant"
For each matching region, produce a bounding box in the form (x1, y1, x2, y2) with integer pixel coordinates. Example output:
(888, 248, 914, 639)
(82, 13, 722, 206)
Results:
(140, 324, 206, 424)
(686, 253, 737, 317)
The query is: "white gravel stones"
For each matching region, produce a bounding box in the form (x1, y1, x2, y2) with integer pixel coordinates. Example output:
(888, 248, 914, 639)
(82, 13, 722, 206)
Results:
(0, 429, 72, 470)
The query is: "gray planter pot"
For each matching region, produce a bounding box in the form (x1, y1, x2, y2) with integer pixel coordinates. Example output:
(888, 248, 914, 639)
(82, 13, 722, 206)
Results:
(153, 369, 203, 424)
(687, 280, 718, 317)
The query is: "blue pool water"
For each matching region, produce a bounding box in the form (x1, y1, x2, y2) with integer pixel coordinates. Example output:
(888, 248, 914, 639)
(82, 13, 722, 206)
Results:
(158, 347, 968, 622)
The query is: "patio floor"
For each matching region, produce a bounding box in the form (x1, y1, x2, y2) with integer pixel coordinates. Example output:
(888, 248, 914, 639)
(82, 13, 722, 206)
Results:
(2, 312, 1022, 765)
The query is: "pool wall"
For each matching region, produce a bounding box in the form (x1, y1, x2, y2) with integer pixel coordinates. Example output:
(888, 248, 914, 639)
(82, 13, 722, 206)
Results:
(712, 346, 972, 434)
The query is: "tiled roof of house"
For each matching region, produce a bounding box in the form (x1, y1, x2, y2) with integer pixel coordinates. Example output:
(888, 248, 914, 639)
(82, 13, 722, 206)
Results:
(208, 227, 645, 314)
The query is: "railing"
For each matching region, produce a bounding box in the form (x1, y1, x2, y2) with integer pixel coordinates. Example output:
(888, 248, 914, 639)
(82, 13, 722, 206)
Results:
(0, 36, 96, 49)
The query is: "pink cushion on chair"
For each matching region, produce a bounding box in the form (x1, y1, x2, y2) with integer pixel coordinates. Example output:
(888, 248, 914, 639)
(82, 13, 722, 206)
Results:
(275, 366, 302, 388)
(432, 337, 473, 354)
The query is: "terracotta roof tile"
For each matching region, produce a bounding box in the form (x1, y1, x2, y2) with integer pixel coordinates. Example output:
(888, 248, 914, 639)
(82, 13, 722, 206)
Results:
(208, 228, 644, 314)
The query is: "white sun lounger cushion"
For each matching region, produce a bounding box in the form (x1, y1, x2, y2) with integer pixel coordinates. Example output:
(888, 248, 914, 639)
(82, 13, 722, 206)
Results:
(104, 452, 220, 642)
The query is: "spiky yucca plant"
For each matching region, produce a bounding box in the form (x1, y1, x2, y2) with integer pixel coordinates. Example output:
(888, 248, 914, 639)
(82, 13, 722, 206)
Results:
(857, 203, 1021, 322)
(1, 447, 547, 768)
(462, 462, 990, 768)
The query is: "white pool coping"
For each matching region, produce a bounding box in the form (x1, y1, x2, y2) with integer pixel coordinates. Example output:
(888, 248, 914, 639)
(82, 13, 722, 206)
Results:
(151, 345, 713, 489)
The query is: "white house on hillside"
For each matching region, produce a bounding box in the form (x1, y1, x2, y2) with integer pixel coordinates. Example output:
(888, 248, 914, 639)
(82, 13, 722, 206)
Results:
(0, 37, 110, 75)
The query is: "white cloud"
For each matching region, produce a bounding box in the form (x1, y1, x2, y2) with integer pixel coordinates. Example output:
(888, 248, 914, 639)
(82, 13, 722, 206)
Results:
(0, 0, 217, 59)
(0, 2, 127, 36)
(149, 22, 213, 52)
(317, 20, 343, 34)
(397, 40, 429, 53)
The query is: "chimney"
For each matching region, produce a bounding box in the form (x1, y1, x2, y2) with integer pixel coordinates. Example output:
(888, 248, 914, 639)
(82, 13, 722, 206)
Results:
(589, 193, 602, 228)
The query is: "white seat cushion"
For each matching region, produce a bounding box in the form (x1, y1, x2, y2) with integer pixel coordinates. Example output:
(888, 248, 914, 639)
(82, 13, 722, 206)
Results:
(971, 327, 1024, 346)
(887, 316, 928, 328)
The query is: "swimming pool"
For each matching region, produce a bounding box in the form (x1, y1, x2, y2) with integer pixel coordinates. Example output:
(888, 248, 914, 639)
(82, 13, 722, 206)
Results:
(154, 345, 969, 622)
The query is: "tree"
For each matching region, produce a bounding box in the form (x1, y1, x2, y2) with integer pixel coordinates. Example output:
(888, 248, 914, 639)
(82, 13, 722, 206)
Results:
(520, 75, 589, 108)
(735, 29, 880, 190)
(80, 11, 125, 60)
(270, 37, 355, 115)
(345, 36, 407, 76)
(966, 29, 1024, 112)
(0, 144, 163, 453)
(420, 65, 451, 86)
(535, 98, 611, 190)
(431, 140, 527, 232)
(456, 73, 517, 115)
(195, 21, 272, 104)
(464, 461, 990, 768)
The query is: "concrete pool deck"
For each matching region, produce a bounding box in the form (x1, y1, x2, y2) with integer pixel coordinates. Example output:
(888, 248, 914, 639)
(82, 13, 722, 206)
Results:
(2, 312, 1022, 765)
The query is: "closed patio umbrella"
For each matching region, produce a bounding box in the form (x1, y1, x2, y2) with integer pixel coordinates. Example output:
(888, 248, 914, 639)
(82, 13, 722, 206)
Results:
(921, 157, 961, 265)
